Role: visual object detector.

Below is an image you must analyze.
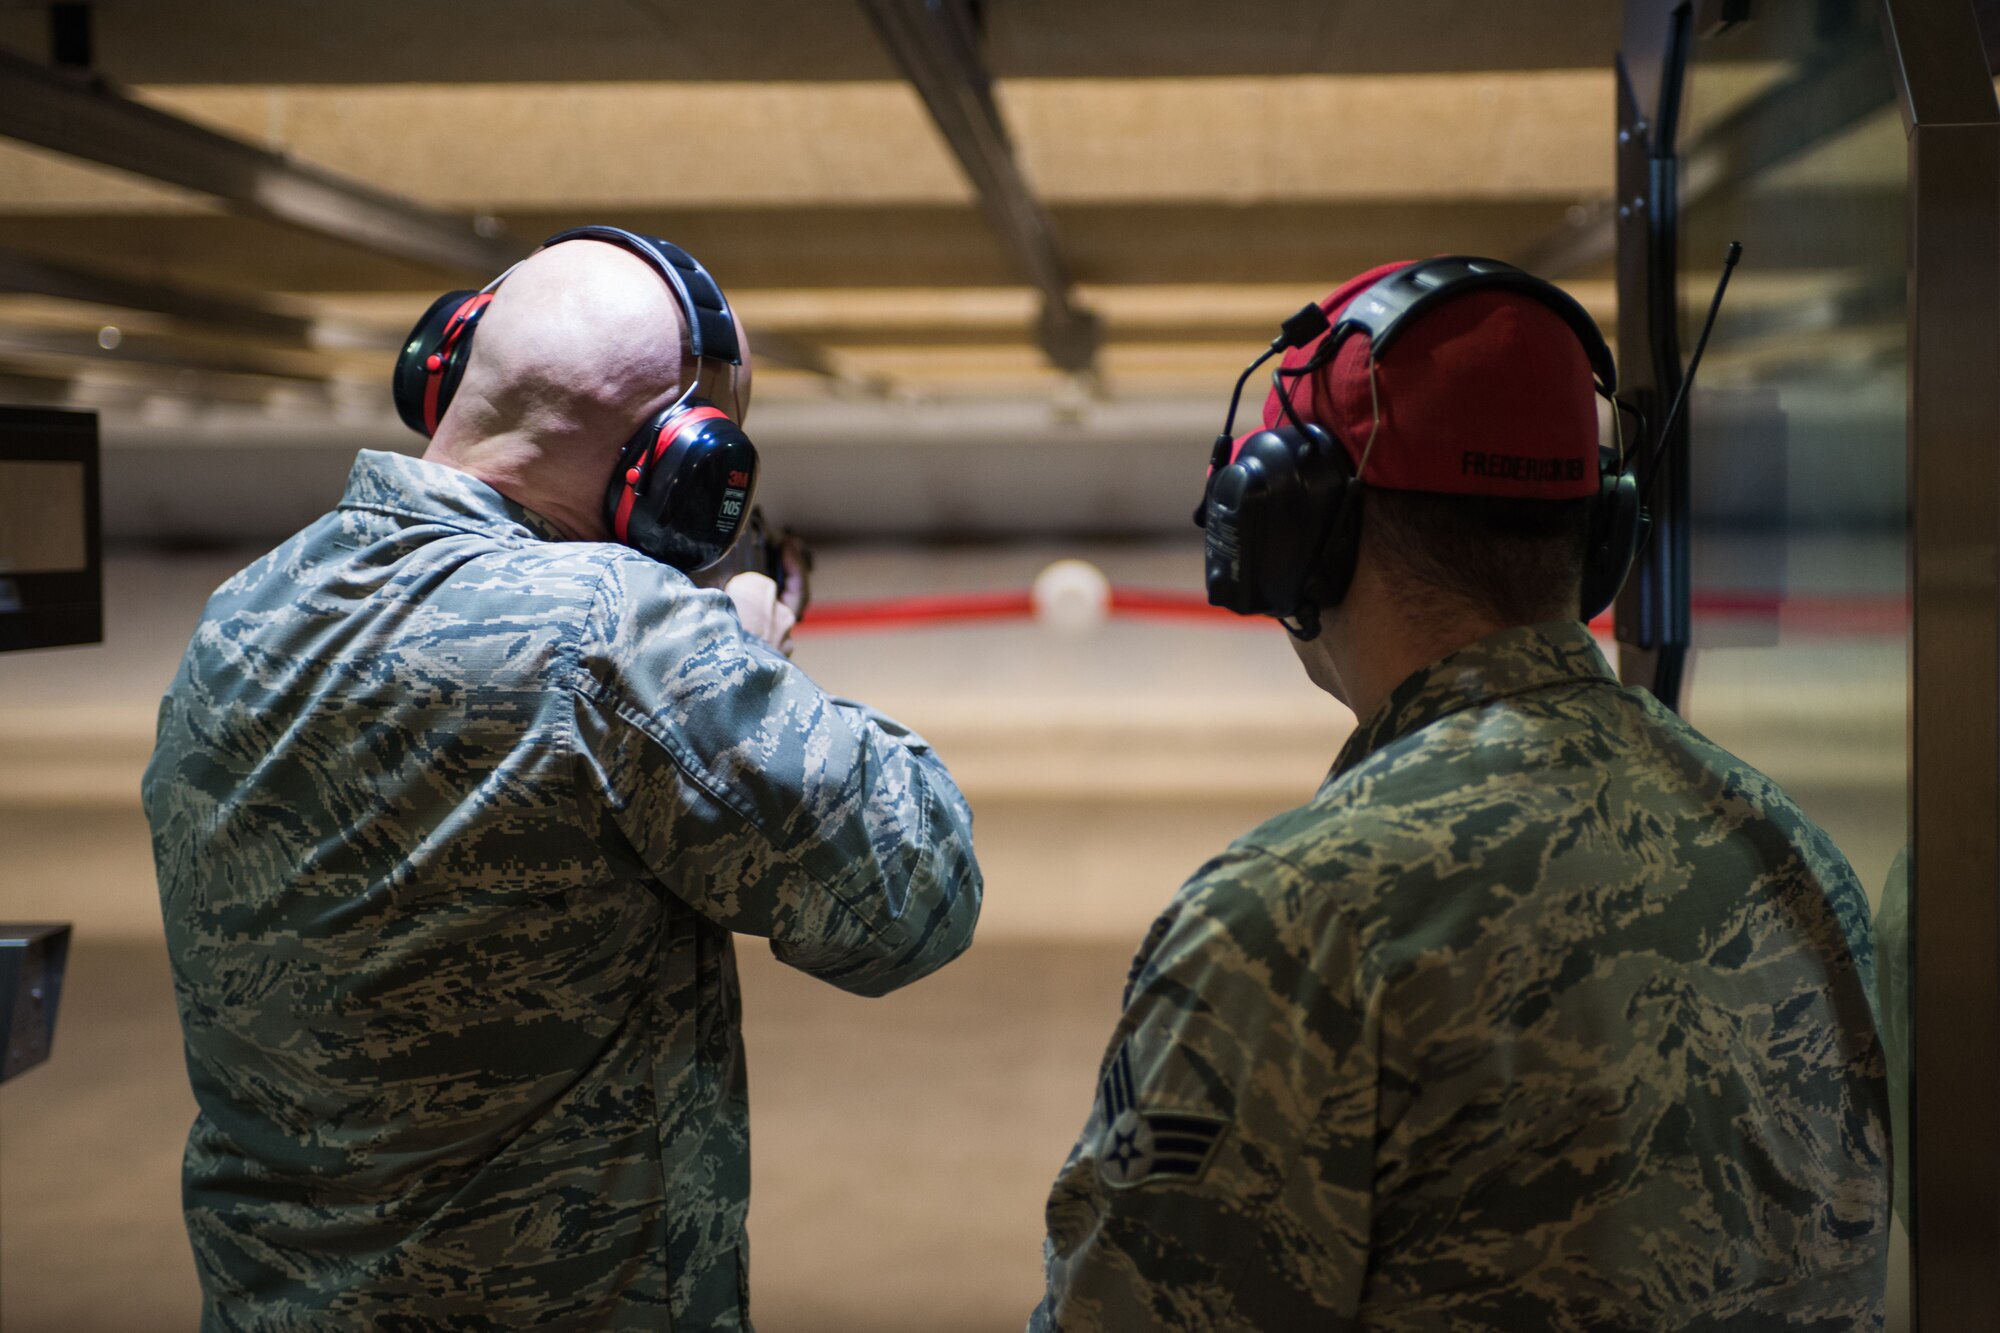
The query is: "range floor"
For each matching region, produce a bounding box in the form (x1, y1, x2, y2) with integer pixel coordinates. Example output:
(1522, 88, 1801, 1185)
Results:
(0, 937, 1127, 1333)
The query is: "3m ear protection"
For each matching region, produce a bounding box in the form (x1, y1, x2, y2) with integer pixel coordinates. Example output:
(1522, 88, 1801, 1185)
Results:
(393, 225, 757, 573)
(1195, 257, 1643, 638)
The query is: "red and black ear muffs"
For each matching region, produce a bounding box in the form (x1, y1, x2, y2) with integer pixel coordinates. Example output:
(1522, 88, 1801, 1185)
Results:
(603, 399, 758, 573)
(1196, 257, 1642, 637)
(392, 290, 494, 438)
(391, 225, 756, 573)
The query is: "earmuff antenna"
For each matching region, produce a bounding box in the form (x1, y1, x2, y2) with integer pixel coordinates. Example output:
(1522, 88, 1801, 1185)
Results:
(1216, 349, 1278, 451)
(1642, 241, 1742, 502)
(1215, 303, 1330, 448)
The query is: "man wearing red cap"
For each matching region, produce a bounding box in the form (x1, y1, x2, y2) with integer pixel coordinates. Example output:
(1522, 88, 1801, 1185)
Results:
(1031, 263, 1887, 1328)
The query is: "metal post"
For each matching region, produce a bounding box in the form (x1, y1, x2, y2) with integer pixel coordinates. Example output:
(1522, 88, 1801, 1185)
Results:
(1880, 0, 2000, 1319)
(854, 0, 1099, 373)
(1610, 0, 1693, 706)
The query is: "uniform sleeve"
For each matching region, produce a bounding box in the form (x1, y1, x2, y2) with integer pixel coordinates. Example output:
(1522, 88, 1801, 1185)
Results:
(1032, 848, 1380, 1332)
(568, 558, 980, 997)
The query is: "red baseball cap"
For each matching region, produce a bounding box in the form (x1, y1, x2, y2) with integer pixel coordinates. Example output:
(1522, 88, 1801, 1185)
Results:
(1252, 260, 1600, 500)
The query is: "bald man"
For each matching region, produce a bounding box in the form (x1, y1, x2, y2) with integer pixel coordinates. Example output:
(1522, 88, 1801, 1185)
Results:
(143, 236, 982, 1330)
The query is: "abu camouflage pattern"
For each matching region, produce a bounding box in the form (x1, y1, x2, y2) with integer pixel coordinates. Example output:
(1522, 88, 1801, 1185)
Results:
(1034, 621, 1886, 1331)
(143, 450, 981, 1331)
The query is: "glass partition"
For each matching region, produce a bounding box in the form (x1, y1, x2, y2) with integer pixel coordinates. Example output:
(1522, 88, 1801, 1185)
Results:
(1674, 2, 1910, 1324)
(1677, 10, 1904, 887)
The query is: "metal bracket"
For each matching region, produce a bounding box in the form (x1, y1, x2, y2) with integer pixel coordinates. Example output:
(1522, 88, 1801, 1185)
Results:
(855, 0, 1099, 373)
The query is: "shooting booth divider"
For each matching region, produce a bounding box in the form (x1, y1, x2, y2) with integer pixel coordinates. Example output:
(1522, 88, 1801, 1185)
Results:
(1615, 0, 2000, 1324)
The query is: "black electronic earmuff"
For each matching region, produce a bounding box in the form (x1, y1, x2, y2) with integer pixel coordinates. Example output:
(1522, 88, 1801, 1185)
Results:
(393, 225, 758, 573)
(1196, 256, 1644, 638)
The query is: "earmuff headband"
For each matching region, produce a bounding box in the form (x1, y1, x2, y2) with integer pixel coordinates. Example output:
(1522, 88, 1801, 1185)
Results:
(536, 225, 742, 367)
(1320, 256, 1616, 394)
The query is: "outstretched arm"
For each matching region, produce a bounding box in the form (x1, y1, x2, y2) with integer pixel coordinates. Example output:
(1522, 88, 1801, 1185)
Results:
(571, 558, 980, 996)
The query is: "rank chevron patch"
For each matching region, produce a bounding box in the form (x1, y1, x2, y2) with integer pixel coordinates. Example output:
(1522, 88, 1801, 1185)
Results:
(1095, 1041, 1227, 1189)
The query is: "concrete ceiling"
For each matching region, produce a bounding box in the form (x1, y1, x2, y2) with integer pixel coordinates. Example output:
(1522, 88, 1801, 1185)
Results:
(0, 1, 1624, 82)
(0, 4, 1635, 414)
(0, 0, 1910, 542)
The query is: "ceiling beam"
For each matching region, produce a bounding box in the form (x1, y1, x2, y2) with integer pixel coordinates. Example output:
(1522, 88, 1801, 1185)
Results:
(14, 74, 1600, 212)
(0, 248, 877, 393)
(1678, 33, 1894, 202)
(0, 323, 326, 382)
(0, 246, 318, 344)
(0, 368, 73, 404)
(746, 329, 843, 379)
(854, 0, 1099, 372)
(748, 328, 892, 397)
(1515, 197, 1619, 281)
(0, 47, 523, 276)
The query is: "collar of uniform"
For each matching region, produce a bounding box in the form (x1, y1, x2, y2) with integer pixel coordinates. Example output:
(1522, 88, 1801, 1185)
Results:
(337, 449, 569, 544)
(1330, 619, 1617, 779)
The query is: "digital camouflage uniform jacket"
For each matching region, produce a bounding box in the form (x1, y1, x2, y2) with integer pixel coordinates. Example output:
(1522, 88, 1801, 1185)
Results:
(143, 450, 981, 1331)
(1034, 620, 1886, 1331)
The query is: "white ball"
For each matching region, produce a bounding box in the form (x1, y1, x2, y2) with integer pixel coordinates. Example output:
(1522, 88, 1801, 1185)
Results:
(1032, 559, 1111, 634)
